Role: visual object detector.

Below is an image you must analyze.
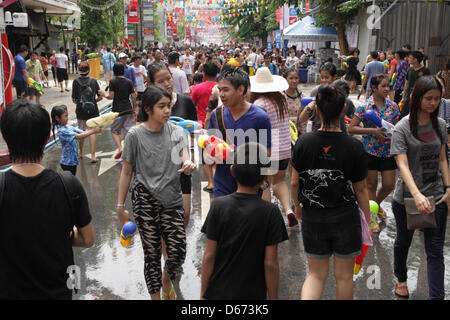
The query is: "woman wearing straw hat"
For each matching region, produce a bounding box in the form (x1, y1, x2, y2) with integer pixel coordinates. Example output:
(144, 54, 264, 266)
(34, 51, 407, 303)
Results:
(250, 67, 298, 227)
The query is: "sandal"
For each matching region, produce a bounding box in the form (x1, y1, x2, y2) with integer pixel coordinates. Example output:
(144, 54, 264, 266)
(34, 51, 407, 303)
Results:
(203, 186, 214, 193)
(162, 283, 177, 300)
(394, 282, 409, 298)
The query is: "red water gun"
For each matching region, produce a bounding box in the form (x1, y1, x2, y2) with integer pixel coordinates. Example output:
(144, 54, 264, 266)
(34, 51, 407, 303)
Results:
(354, 244, 369, 275)
(198, 134, 234, 161)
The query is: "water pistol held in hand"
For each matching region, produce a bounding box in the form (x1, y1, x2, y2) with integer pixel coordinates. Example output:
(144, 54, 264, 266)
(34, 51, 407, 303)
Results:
(86, 112, 120, 128)
(120, 212, 137, 248)
(198, 134, 234, 161)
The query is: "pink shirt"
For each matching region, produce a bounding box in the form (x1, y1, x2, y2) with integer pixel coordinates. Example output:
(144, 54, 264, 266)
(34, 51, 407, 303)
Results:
(191, 81, 217, 126)
(254, 96, 291, 161)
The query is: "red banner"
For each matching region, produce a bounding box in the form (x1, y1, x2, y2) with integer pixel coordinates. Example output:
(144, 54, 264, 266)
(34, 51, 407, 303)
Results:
(128, 0, 139, 24)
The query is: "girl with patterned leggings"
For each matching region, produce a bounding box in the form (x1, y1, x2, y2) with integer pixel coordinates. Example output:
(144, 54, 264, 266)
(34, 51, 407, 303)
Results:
(117, 85, 196, 300)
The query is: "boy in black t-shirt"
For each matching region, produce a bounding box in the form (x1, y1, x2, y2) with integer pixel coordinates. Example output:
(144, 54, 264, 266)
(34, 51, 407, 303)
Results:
(102, 62, 137, 159)
(400, 51, 431, 117)
(0, 100, 94, 299)
(201, 142, 288, 300)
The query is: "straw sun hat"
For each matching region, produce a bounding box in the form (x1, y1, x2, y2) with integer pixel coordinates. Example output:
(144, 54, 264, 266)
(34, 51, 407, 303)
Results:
(250, 67, 289, 93)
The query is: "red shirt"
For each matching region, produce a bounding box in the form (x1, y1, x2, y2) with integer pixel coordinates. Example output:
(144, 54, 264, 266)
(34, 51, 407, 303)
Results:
(389, 59, 398, 73)
(191, 81, 217, 126)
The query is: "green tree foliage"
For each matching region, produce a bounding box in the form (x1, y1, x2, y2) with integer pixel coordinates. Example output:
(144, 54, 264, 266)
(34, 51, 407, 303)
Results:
(78, 0, 124, 49)
(223, 1, 278, 44)
(272, 0, 369, 54)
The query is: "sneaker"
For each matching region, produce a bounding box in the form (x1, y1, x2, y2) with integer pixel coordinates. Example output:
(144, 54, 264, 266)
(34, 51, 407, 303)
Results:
(286, 210, 298, 227)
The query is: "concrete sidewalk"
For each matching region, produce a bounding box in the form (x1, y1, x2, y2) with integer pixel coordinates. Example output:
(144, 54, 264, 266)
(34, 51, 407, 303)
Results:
(0, 73, 111, 165)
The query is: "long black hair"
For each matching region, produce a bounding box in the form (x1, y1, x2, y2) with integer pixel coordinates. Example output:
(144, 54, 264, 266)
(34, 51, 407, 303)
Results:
(409, 76, 443, 143)
(50, 105, 68, 145)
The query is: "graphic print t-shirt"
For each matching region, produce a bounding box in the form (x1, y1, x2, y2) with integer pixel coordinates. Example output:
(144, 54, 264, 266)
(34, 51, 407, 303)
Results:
(291, 131, 367, 222)
(391, 117, 447, 204)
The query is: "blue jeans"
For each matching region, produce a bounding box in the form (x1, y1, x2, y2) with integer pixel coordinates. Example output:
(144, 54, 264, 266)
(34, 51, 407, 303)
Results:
(392, 200, 448, 300)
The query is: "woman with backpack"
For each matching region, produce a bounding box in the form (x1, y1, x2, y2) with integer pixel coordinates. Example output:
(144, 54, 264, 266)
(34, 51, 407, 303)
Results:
(71, 61, 103, 163)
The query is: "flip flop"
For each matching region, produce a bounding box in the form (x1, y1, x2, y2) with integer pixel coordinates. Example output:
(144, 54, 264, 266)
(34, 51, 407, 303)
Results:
(91, 159, 97, 164)
(203, 186, 214, 193)
(162, 283, 177, 300)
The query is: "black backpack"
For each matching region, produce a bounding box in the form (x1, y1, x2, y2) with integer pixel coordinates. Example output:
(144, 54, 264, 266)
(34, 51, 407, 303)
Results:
(77, 78, 96, 115)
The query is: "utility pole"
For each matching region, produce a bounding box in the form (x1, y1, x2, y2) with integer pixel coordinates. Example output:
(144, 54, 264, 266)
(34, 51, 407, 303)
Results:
(123, 0, 128, 48)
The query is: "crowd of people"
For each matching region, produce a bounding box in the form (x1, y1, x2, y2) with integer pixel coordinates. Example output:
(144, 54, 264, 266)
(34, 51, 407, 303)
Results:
(3, 40, 450, 301)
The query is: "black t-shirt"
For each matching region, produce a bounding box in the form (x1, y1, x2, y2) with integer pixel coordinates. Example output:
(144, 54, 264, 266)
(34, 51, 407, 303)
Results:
(405, 66, 431, 100)
(201, 193, 288, 300)
(0, 169, 92, 299)
(291, 131, 367, 223)
(109, 76, 135, 114)
(172, 94, 197, 121)
(72, 76, 100, 120)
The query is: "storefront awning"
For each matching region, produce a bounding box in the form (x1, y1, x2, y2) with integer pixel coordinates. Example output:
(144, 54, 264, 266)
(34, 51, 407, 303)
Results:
(21, 0, 80, 15)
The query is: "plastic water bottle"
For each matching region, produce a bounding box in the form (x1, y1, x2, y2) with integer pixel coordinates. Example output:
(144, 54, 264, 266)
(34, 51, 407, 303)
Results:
(306, 120, 313, 133)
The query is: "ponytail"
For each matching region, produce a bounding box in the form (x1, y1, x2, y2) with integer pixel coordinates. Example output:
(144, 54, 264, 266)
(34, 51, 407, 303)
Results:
(50, 105, 68, 145)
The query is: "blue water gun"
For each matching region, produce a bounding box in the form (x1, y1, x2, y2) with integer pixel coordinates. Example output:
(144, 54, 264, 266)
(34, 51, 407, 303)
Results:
(364, 109, 394, 138)
(169, 116, 199, 134)
(301, 97, 315, 107)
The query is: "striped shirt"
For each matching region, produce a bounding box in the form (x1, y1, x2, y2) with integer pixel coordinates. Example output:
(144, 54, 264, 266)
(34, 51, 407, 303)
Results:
(254, 96, 291, 161)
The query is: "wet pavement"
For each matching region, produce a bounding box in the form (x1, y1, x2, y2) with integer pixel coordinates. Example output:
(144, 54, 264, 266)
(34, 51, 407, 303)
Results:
(38, 125, 450, 300)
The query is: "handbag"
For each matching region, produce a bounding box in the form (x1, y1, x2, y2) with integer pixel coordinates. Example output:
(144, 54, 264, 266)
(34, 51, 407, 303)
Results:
(404, 196, 437, 230)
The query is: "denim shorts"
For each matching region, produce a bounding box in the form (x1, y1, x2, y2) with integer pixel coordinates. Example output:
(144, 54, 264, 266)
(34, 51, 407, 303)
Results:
(302, 214, 362, 259)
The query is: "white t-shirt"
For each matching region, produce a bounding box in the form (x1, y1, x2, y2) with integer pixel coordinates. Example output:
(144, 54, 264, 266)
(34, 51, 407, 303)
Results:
(169, 66, 189, 95)
(247, 53, 258, 67)
(180, 55, 195, 75)
(286, 56, 299, 68)
(55, 53, 68, 69)
(130, 64, 147, 93)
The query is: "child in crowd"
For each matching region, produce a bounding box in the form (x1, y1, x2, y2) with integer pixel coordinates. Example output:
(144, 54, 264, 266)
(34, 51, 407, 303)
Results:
(201, 142, 288, 300)
(51, 105, 101, 176)
(297, 63, 338, 133)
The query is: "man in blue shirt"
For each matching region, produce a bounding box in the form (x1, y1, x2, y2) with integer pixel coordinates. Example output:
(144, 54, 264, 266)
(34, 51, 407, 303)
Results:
(118, 52, 136, 91)
(207, 68, 272, 198)
(362, 51, 386, 99)
(13, 45, 30, 98)
(101, 47, 116, 86)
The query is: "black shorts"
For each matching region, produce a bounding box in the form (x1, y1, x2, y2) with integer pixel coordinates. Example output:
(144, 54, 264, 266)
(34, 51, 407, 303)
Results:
(61, 164, 77, 176)
(44, 70, 49, 78)
(51, 66, 56, 79)
(12, 80, 27, 98)
(302, 212, 362, 259)
(366, 153, 397, 171)
(180, 172, 192, 195)
(56, 67, 68, 82)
